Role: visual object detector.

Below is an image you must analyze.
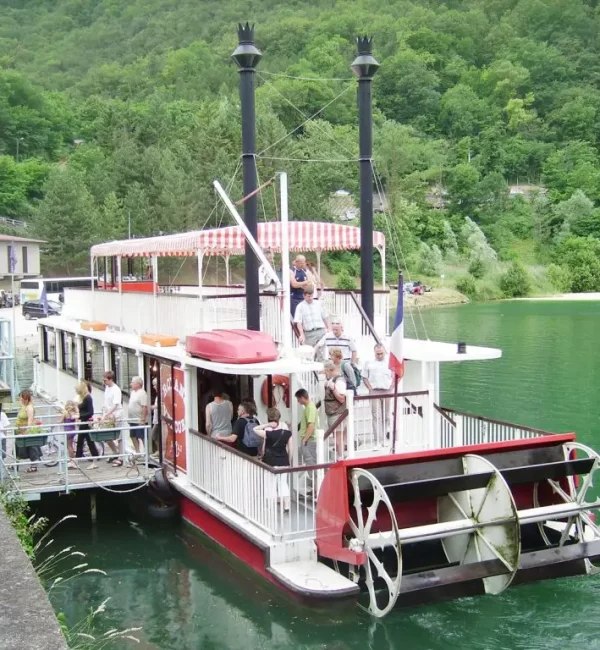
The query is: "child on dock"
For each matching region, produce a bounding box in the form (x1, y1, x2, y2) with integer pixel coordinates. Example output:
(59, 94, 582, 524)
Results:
(61, 400, 79, 469)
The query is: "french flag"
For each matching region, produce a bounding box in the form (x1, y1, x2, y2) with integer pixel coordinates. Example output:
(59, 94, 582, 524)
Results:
(389, 272, 404, 378)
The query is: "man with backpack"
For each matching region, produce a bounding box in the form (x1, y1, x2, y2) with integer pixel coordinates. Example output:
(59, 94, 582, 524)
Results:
(216, 401, 260, 456)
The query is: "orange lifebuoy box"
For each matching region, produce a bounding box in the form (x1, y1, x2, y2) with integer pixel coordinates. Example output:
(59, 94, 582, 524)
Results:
(141, 333, 179, 348)
(81, 321, 108, 332)
(261, 375, 290, 408)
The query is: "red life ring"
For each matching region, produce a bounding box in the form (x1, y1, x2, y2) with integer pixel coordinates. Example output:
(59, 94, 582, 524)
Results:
(261, 375, 290, 408)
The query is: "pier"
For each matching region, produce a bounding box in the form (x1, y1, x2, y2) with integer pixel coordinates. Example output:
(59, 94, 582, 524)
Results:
(0, 400, 155, 500)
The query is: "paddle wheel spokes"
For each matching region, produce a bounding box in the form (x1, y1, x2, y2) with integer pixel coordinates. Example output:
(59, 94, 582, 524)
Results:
(438, 454, 521, 595)
(349, 468, 402, 617)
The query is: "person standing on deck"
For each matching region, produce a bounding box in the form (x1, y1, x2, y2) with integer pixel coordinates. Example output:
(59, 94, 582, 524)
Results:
(15, 391, 40, 473)
(128, 376, 148, 456)
(290, 255, 310, 316)
(293, 285, 329, 347)
(306, 262, 323, 299)
(217, 401, 260, 456)
(325, 318, 357, 363)
(206, 390, 233, 439)
(296, 388, 319, 468)
(362, 344, 393, 438)
(101, 370, 125, 467)
(323, 361, 347, 459)
(75, 380, 99, 466)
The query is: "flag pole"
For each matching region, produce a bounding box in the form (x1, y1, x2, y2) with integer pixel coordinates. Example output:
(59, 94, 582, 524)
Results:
(391, 271, 403, 452)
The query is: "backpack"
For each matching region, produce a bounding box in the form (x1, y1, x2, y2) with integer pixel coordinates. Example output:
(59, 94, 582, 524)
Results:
(242, 417, 262, 448)
(342, 361, 361, 391)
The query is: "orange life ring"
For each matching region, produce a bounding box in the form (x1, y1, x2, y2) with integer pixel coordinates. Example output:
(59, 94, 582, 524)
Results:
(261, 375, 290, 408)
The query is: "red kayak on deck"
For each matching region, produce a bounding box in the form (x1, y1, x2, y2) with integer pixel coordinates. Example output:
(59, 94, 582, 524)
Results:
(185, 329, 279, 364)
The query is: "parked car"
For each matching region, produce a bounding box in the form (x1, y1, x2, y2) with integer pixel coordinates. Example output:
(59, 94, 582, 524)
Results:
(22, 300, 62, 320)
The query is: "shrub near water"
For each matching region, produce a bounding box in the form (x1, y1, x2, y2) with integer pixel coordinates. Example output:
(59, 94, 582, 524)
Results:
(546, 264, 573, 292)
(456, 275, 477, 299)
(500, 262, 532, 298)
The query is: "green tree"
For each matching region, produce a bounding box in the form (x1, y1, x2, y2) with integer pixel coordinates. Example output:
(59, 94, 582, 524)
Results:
(33, 167, 100, 273)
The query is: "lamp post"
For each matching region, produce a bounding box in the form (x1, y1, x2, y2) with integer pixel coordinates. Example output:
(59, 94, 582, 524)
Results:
(232, 23, 262, 331)
(351, 36, 379, 325)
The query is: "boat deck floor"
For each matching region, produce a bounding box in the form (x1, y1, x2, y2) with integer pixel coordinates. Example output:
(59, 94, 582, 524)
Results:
(2, 458, 154, 498)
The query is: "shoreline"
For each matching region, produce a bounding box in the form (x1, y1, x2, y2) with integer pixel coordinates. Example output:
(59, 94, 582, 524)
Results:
(511, 292, 600, 302)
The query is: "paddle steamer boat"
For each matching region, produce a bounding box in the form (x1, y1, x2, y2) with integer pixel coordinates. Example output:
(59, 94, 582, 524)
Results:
(33, 26, 600, 616)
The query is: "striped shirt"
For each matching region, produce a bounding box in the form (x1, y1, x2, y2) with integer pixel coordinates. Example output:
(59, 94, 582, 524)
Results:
(325, 332, 356, 361)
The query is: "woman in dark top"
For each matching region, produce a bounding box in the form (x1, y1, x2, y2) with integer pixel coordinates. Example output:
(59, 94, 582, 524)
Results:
(75, 380, 99, 466)
(253, 407, 292, 511)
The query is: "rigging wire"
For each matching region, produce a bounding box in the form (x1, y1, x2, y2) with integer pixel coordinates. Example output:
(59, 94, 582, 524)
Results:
(371, 160, 429, 340)
(256, 76, 355, 157)
(258, 156, 354, 163)
(259, 70, 353, 82)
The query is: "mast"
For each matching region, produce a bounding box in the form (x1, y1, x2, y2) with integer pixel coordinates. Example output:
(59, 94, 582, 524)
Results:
(351, 36, 379, 324)
(232, 23, 262, 331)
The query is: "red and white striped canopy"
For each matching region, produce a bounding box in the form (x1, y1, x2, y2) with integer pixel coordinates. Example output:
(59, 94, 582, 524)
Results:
(91, 222, 385, 258)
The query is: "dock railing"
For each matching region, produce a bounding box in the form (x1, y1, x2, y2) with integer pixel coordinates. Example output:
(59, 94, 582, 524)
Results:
(187, 429, 330, 540)
(0, 423, 151, 496)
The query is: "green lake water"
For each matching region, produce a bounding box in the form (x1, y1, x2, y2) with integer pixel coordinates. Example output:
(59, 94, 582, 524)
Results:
(46, 301, 600, 650)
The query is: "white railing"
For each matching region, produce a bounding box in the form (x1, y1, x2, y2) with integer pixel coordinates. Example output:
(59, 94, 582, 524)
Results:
(0, 424, 151, 495)
(187, 430, 328, 539)
(439, 407, 556, 447)
(318, 389, 432, 462)
(321, 290, 390, 339)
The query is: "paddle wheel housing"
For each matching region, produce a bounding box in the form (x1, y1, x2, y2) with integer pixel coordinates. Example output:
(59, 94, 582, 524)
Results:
(315, 434, 600, 616)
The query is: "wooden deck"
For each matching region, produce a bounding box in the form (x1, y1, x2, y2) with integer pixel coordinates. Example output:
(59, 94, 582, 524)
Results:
(2, 458, 155, 499)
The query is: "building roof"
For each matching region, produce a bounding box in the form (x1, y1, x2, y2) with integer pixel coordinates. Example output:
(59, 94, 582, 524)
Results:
(90, 222, 385, 258)
(0, 234, 46, 244)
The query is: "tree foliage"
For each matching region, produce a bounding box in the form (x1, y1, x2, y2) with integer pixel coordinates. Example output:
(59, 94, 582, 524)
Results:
(0, 0, 599, 283)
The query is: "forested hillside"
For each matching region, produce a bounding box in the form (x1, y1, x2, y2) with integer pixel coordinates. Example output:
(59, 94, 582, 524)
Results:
(1, 0, 600, 294)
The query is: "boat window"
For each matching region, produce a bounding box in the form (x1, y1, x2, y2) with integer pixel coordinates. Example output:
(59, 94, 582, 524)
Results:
(83, 337, 105, 385)
(61, 332, 77, 376)
(115, 347, 137, 395)
(46, 328, 56, 367)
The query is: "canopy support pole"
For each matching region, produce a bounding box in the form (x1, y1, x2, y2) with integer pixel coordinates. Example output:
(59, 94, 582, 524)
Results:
(316, 251, 322, 279)
(197, 250, 205, 331)
(152, 255, 158, 332)
(90, 256, 96, 321)
(379, 245, 386, 289)
(224, 255, 231, 286)
(117, 255, 123, 330)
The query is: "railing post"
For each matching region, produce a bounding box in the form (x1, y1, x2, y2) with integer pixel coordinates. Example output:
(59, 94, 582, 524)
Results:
(425, 384, 435, 449)
(345, 390, 355, 459)
(75, 334, 83, 381)
(316, 427, 325, 465)
(456, 415, 464, 447)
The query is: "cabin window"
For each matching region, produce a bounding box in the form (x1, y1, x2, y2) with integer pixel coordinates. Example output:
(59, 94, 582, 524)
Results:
(116, 347, 138, 395)
(83, 337, 105, 385)
(61, 332, 77, 376)
(22, 247, 28, 273)
(41, 327, 49, 362)
(46, 329, 56, 366)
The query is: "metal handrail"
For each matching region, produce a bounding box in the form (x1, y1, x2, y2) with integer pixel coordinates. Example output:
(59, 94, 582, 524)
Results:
(188, 428, 332, 473)
(322, 409, 349, 441)
(434, 403, 456, 427)
(440, 407, 561, 437)
(349, 291, 381, 345)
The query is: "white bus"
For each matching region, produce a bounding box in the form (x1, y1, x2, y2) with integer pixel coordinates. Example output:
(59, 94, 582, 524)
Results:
(20, 277, 96, 303)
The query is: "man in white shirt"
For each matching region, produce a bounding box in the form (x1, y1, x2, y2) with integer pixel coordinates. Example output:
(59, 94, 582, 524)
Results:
(128, 376, 148, 455)
(102, 370, 125, 466)
(325, 318, 357, 363)
(294, 286, 329, 347)
(362, 344, 393, 437)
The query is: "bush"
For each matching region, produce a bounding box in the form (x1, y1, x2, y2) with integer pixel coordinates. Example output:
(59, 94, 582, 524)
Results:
(499, 262, 532, 297)
(418, 242, 443, 276)
(546, 264, 572, 292)
(468, 257, 486, 279)
(335, 270, 357, 290)
(456, 275, 476, 299)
